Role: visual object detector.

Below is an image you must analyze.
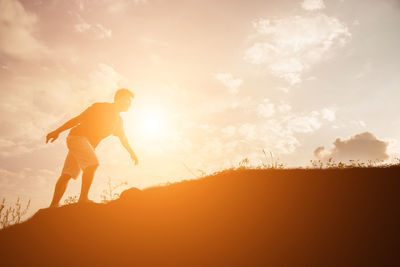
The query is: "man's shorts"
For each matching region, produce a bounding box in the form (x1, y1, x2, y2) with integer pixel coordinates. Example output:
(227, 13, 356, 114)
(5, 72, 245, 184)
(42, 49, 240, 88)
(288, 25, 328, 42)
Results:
(61, 135, 99, 179)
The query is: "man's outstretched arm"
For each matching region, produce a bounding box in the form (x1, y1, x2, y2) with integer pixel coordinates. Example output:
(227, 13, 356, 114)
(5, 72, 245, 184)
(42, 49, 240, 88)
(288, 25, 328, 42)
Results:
(118, 133, 138, 165)
(46, 116, 81, 143)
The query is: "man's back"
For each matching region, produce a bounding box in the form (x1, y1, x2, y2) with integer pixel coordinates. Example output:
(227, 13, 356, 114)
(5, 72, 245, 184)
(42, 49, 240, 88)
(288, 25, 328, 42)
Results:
(69, 102, 123, 148)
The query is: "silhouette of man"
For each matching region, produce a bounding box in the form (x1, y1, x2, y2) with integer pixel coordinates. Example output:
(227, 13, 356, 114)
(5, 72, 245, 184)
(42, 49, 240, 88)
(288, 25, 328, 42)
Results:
(46, 88, 138, 207)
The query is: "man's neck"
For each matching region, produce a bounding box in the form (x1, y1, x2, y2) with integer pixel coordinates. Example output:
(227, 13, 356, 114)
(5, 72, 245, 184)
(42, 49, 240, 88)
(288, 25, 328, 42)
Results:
(110, 102, 121, 113)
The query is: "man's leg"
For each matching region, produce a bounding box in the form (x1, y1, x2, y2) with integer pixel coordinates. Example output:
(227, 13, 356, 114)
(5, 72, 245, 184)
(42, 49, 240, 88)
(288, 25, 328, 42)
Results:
(50, 173, 72, 207)
(78, 164, 98, 202)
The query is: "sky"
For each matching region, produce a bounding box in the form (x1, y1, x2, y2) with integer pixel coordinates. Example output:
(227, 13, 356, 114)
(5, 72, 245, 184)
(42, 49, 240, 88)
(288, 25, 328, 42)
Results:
(1, 0, 400, 215)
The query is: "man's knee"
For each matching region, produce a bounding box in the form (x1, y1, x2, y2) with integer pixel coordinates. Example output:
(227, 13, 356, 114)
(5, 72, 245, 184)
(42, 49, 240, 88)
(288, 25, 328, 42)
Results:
(59, 173, 72, 183)
(84, 164, 99, 173)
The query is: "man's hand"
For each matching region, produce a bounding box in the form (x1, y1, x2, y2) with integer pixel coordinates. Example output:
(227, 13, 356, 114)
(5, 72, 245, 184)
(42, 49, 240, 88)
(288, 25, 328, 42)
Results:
(118, 133, 138, 165)
(130, 153, 139, 165)
(46, 130, 60, 144)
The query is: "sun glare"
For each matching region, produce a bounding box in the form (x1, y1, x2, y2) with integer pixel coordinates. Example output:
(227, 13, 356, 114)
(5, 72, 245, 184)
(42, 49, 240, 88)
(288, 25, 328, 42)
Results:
(144, 115, 163, 133)
(138, 109, 168, 140)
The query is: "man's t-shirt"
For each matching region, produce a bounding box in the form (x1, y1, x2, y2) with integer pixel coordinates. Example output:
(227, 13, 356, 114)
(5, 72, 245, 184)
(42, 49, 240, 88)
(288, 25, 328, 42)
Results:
(69, 102, 124, 148)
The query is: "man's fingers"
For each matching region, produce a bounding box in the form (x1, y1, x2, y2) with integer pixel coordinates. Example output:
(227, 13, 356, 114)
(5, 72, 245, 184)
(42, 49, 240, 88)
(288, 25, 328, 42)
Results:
(46, 136, 56, 143)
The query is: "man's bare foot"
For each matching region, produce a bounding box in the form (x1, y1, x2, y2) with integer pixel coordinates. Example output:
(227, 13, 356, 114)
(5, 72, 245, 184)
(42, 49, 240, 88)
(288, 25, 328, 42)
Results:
(78, 198, 95, 204)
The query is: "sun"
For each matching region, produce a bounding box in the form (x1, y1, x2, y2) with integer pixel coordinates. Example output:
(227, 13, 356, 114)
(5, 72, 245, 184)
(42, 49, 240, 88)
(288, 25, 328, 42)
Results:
(138, 109, 168, 140)
(125, 102, 177, 144)
(144, 114, 163, 133)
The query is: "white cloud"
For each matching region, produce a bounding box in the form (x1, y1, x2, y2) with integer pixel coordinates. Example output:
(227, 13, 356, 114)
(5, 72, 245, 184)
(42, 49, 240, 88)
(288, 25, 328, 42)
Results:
(257, 98, 275, 117)
(73, 13, 112, 39)
(0, 167, 55, 196)
(0, 63, 127, 159)
(189, 98, 337, 159)
(74, 22, 91, 33)
(0, 80, 60, 155)
(189, 98, 337, 158)
(351, 120, 366, 128)
(0, 0, 48, 59)
(214, 73, 242, 94)
(314, 132, 390, 162)
(275, 135, 301, 154)
(277, 102, 292, 113)
(287, 111, 322, 133)
(86, 63, 127, 101)
(245, 14, 351, 84)
(302, 0, 325, 11)
(0, 138, 32, 157)
(74, 22, 112, 39)
(94, 23, 112, 39)
(106, 0, 147, 13)
(269, 58, 305, 84)
(321, 108, 336, 121)
(386, 138, 400, 160)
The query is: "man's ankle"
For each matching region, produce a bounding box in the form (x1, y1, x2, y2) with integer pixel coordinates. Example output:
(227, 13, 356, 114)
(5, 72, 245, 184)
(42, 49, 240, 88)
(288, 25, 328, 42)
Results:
(49, 202, 60, 208)
(78, 197, 91, 202)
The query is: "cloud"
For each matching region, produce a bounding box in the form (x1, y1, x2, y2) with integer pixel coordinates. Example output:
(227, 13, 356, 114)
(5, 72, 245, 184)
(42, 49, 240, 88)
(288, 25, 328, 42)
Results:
(277, 102, 292, 113)
(287, 111, 321, 133)
(244, 13, 351, 84)
(214, 73, 242, 94)
(184, 96, 335, 159)
(351, 120, 366, 128)
(0, 75, 63, 158)
(74, 0, 147, 14)
(93, 23, 112, 39)
(302, 0, 325, 11)
(74, 22, 91, 32)
(314, 132, 390, 162)
(275, 135, 301, 154)
(0, 63, 127, 159)
(106, 0, 147, 13)
(86, 63, 128, 101)
(257, 98, 275, 117)
(0, 138, 34, 157)
(74, 22, 112, 39)
(0, 0, 48, 59)
(321, 108, 336, 121)
(73, 13, 112, 39)
(0, 167, 55, 197)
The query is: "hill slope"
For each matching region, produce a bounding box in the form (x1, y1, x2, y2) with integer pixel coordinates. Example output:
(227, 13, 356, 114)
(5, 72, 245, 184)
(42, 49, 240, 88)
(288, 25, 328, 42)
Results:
(1, 167, 400, 266)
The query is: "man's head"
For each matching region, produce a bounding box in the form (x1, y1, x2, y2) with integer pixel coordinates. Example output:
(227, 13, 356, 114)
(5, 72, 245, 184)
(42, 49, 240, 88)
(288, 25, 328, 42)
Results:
(114, 88, 134, 112)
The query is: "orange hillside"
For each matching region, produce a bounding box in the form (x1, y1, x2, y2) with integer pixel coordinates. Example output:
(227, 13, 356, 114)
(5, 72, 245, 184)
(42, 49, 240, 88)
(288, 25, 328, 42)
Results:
(1, 167, 399, 266)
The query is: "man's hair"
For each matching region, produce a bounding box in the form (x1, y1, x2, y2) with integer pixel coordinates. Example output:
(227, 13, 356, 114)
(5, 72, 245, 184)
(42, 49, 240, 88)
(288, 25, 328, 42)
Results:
(114, 88, 134, 101)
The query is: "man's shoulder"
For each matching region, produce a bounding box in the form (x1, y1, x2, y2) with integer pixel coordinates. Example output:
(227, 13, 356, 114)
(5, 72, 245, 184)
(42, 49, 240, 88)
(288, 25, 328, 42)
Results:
(88, 102, 114, 111)
(90, 102, 110, 107)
